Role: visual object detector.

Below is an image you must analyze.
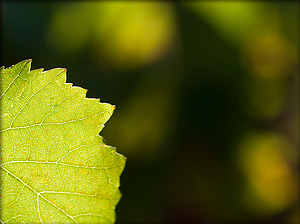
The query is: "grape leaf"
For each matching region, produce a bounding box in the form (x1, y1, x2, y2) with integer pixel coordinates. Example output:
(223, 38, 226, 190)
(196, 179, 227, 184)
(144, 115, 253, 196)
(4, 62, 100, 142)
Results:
(0, 60, 126, 223)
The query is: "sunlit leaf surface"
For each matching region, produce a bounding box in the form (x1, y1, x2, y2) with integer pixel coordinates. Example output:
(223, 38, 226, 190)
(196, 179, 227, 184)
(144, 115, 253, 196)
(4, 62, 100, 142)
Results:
(0, 60, 126, 223)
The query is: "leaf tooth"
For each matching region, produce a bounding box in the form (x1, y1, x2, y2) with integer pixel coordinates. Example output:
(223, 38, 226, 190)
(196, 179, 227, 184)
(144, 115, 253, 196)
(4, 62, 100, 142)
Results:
(70, 85, 88, 99)
(31, 68, 44, 73)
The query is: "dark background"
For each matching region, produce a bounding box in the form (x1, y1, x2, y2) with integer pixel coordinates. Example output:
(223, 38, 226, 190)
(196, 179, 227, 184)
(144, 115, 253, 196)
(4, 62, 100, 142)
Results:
(1, 1, 299, 223)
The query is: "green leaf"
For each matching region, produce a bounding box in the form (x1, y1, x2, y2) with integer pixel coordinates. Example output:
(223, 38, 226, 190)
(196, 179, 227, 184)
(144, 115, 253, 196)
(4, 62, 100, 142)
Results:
(0, 60, 126, 223)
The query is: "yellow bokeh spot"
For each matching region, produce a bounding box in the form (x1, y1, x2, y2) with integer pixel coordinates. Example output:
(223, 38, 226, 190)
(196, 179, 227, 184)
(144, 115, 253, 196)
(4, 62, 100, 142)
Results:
(238, 133, 298, 214)
(47, 4, 91, 55)
(242, 31, 296, 80)
(93, 2, 176, 68)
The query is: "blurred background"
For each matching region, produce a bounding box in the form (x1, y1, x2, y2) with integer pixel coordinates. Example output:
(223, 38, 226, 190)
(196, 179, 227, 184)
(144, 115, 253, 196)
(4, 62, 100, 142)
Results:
(1, 1, 299, 223)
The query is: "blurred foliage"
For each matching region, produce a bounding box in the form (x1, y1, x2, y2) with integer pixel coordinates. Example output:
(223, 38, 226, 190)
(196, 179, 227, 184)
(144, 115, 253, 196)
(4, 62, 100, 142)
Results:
(1, 1, 299, 223)
(47, 2, 176, 69)
(184, 1, 267, 45)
